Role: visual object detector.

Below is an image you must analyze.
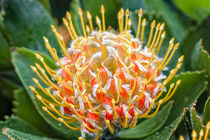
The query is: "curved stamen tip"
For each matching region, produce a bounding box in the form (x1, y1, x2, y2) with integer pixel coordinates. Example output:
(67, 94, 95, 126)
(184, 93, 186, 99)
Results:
(29, 86, 35, 91)
(138, 8, 142, 16)
(151, 20, 156, 27)
(62, 18, 68, 25)
(36, 95, 42, 100)
(66, 11, 71, 18)
(178, 55, 184, 62)
(170, 83, 175, 88)
(32, 78, 39, 84)
(192, 130, 197, 138)
(125, 9, 129, 16)
(78, 8, 83, 16)
(50, 25, 56, 32)
(30, 65, 37, 71)
(200, 129, 204, 136)
(96, 16, 101, 24)
(101, 5, 105, 13)
(170, 38, 175, 44)
(42, 106, 48, 111)
(161, 31, 166, 38)
(58, 118, 64, 122)
(176, 80, 181, 85)
(87, 11, 91, 19)
(142, 18, 146, 26)
(49, 103, 55, 108)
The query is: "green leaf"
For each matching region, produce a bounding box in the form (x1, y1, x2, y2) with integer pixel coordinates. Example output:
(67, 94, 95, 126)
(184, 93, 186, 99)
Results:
(204, 97, 210, 124)
(0, 116, 44, 139)
(144, 71, 207, 140)
(2, 128, 58, 140)
(189, 107, 204, 134)
(13, 88, 61, 138)
(173, 0, 210, 22)
(70, 0, 83, 36)
(181, 17, 210, 70)
(4, 0, 61, 57)
(0, 31, 11, 69)
(81, 0, 122, 29)
(191, 41, 210, 92)
(143, 0, 188, 42)
(39, 0, 51, 13)
(0, 75, 19, 100)
(118, 101, 173, 139)
(12, 47, 80, 139)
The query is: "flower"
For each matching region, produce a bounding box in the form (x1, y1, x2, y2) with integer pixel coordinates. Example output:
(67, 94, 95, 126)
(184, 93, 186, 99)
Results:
(179, 121, 210, 140)
(29, 5, 184, 139)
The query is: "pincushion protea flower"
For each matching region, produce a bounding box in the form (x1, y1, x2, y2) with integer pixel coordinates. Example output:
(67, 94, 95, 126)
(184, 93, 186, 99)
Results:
(29, 5, 184, 139)
(179, 122, 210, 140)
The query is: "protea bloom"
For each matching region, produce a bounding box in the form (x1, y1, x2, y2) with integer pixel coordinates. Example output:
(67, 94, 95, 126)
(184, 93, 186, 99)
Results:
(29, 5, 184, 139)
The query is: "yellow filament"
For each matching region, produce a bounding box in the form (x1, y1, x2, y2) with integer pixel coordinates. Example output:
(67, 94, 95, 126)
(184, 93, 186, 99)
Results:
(96, 16, 102, 32)
(58, 118, 81, 130)
(78, 8, 87, 37)
(30, 65, 51, 87)
(120, 8, 124, 32)
(160, 43, 179, 71)
(52, 48, 74, 78)
(198, 129, 204, 140)
(163, 80, 181, 103)
(155, 31, 166, 54)
(117, 11, 122, 32)
(127, 93, 132, 111)
(192, 130, 197, 140)
(128, 18, 132, 30)
(50, 25, 69, 57)
(62, 18, 75, 40)
(43, 37, 58, 62)
(116, 79, 122, 103)
(138, 99, 154, 118)
(83, 123, 100, 133)
(123, 113, 129, 128)
(179, 136, 184, 140)
(136, 8, 142, 38)
(84, 96, 100, 114)
(158, 40, 174, 68)
(146, 20, 156, 47)
(136, 79, 147, 101)
(129, 112, 139, 128)
(146, 45, 156, 69)
(94, 131, 101, 140)
(49, 103, 75, 120)
(140, 18, 146, 42)
(35, 53, 59, 81)
(33, 89, 60, 107)
(145, 100, 162, 118)
(125, 9, 129, 32)
(101, 5, 105, 31)
(204, 122, 210, 140)
(86, 25, 90, 36)
(87, 11, 93, 31)
(34, 64, 60, 90)
(66, 12, 78, 38)
(106, 120, 114, 133)
(79, 137, 86, 140)
(149, 23, 160, 50)
(154, 23, 165, 47)
(155, 83, 174, 103)
(111, 99, 117, 119)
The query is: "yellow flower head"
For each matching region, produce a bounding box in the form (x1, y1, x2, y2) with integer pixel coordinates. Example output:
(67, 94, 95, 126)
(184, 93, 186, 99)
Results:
(30, 5, 183, 139)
